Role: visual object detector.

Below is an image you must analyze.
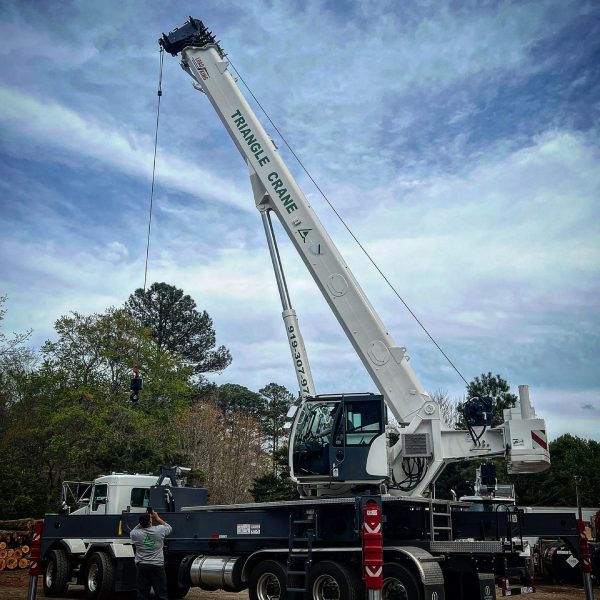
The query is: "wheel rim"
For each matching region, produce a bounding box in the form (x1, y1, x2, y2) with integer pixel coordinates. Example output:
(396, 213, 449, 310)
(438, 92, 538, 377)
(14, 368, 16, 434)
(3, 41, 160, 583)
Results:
(312, 574, 341, 600)
(45, 561, 55, 588)
(87, 562, 99, 592)
(256, 572, 282, 600)
(382, 577, 409, 600)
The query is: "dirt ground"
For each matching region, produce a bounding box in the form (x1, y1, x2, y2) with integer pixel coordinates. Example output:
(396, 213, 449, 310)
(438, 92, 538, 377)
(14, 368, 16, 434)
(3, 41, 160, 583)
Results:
(0, 569, 592, 599)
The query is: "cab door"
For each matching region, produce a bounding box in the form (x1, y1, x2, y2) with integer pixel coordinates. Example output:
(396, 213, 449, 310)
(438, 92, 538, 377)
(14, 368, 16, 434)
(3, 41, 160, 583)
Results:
(89, 483, 108, 515)
(330, 395, 386, 481)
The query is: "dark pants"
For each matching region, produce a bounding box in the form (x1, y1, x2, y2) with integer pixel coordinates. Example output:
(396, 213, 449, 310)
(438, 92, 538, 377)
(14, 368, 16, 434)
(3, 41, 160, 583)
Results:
(136, 563, 168, 600)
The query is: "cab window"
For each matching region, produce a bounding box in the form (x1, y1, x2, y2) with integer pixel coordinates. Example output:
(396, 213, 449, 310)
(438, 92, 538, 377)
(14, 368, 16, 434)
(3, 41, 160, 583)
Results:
(91, 484, 108, 511)
(293, 401, 338, 447)
(129, 488, 150, 508)
(130, 488, 150, 508)
(334, 400, 383, 446)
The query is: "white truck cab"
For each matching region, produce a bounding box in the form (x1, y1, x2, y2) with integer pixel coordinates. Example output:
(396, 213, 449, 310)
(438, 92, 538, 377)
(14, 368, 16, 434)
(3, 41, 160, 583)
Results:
(69, 473, 159, 515)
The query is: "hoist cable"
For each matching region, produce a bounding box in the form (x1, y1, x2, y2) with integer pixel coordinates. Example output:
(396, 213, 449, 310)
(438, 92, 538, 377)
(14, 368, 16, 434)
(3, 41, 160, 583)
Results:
(228, 60, 469, 386)
(143, 46, 164, 294)
(133, 46, 164, 381)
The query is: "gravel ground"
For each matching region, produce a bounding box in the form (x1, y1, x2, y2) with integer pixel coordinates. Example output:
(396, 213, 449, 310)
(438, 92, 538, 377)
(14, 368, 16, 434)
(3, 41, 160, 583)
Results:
(0, 570, 591, 599)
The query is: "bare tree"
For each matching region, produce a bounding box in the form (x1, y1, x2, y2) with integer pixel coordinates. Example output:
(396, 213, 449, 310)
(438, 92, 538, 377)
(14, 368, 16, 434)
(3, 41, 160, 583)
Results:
(0, 295, 32, 358)
(173, 400, 269, 504)
(430, 388, 461, 429)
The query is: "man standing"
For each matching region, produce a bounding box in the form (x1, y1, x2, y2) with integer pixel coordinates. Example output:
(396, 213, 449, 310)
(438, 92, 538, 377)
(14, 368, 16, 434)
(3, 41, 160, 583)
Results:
(130, 510, 172, 600)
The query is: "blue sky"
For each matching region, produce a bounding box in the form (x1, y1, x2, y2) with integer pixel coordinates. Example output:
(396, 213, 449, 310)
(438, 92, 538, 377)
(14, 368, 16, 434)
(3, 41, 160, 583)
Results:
(1, 0, 598, 441)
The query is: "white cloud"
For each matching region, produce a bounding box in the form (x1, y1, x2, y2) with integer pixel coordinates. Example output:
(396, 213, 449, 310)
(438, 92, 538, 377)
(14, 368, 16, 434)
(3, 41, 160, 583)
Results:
(340, 130, 600, 331)
(222, 0, 586, 179)
(103, 241, 129, 263)
(535, 388, 600, 441)
(0, 86, 250, 211)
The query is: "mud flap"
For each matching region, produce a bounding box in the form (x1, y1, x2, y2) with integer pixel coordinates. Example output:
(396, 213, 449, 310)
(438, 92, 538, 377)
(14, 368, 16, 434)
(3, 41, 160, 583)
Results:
(478, 573, 496, 600)
(423, 582, 446, 600)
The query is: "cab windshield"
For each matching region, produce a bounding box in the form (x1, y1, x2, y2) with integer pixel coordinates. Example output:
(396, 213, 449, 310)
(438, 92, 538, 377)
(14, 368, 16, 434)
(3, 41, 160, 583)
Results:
(293, 401, 338, 448)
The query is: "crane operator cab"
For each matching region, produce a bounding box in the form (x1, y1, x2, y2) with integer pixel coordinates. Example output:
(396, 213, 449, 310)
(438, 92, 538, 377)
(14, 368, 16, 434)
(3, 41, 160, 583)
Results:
(290, 394, 388, 489)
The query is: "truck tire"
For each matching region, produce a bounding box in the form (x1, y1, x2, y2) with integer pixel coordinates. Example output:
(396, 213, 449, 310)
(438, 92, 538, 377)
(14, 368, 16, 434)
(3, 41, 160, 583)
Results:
(382, 562, 423, 600)
(43, 548, 70, 597)
(307, 560, 362, 600)
(84, 551, 115, 600)
(249, 559, 287, 600)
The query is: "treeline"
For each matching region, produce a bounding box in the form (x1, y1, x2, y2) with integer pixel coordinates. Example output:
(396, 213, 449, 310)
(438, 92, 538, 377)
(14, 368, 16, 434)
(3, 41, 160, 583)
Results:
(1, 289, 598, 519)
(0, 286, 295, 518)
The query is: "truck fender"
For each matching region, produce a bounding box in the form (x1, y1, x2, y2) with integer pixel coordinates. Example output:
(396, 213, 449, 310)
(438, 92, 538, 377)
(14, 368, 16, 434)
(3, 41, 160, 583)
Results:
(44, 539, 87, 558)
(385, 546, 445, 600)
(241, 549, 289, 582)
(83, 542, 135, 560)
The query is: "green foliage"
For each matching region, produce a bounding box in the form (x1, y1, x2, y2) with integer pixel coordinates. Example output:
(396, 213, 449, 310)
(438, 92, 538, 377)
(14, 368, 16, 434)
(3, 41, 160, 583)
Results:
(0, 288, 298, 516)
(0, 296, 35, 437)
(0, 302, 195, 518)
(126, 282, 232, 382)
(250, 445, 298, 502)
(259, 383, 294, 472)
(0, 295, 32, 359)
(250, 472, 297, 502)
(213, 383, 264, 420)
(513, 434, 600, 506)
(40, 307, 196, 410)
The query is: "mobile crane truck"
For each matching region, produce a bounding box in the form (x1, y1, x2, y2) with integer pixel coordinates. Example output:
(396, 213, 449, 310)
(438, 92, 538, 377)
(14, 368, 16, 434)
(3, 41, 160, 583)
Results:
(38, 17, 552, 600)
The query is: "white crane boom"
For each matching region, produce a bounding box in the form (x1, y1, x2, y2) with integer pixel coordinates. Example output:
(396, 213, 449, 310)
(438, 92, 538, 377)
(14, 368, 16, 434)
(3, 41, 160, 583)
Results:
(160, 19, 550, 497)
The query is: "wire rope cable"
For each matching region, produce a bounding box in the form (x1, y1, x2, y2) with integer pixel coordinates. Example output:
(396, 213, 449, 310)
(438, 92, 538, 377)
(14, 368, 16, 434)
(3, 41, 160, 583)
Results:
(130, 46, 164, 397)
(228, 59, 468, 386)
(143, 46, 164, 295)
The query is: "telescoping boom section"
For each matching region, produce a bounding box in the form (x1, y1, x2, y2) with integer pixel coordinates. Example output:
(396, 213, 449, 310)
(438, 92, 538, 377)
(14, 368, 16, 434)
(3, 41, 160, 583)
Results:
(160, 18, 550, 497)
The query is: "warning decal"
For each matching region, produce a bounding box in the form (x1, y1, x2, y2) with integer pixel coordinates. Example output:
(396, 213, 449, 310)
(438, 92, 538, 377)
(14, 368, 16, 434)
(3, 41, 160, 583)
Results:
(531, 430, 547, 450)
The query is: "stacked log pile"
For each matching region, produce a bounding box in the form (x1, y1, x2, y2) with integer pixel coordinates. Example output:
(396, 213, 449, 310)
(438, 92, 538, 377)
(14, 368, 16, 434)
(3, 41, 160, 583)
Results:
(0, 519, 34, 571)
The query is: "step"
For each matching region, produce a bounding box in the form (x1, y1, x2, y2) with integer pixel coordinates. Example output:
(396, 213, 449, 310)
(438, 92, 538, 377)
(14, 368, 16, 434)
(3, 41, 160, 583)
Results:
(294, 519, 315, 524)
(419, 556, 446, 563)
(287, 587, 307, 593)
(287, 570, 307, 576)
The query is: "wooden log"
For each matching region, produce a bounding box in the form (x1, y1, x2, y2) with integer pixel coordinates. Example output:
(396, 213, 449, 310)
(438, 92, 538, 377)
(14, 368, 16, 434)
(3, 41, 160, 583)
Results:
(18, 558, 29, 569)
(6, 557, 17, 569)
(0, 549, 6, 559)
(0, 530, 31, 544)
(0, 558, 5, 570)
(0, 519, 34, 532)
(21, 545, 30, 554)
(13, 549, 22, 559)
(0, 541, 6, 549)
(6, 549, 14, 558)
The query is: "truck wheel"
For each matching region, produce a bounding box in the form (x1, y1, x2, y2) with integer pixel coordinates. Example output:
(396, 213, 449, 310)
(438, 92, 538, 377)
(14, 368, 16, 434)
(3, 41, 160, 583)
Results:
(43, 548, 70, 597)
(308, 560, 362, 600)
(382, 563, 422, 600)
(84, 551, 115, 600)
(249, 560, 287, 600)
